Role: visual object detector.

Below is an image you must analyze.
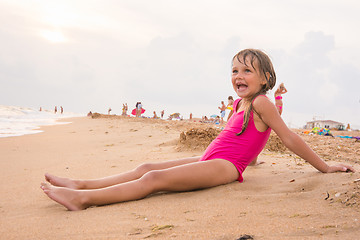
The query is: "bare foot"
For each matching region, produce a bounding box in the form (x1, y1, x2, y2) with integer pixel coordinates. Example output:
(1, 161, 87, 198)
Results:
(45, 173, 80, 189)
(40, 182, 88, 211)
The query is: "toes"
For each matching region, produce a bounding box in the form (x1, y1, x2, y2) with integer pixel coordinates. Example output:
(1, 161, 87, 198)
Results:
(45, 173, 53, 182)
(45, 174, 50, 182)
(41, 182, 51, 190)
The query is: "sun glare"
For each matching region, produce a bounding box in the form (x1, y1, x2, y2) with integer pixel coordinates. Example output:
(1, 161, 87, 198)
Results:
(41, 30, 67, 43)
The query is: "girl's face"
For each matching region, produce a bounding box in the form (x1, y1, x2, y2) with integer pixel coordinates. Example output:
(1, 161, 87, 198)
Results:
(231, 56, 266, 100)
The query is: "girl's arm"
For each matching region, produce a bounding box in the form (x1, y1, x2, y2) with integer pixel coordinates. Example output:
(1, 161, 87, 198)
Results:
(253, 96, 355, 173)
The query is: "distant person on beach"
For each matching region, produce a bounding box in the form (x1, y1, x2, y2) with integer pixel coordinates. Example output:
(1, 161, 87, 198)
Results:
(136, 102, 142, 117)
(214, 116, 220, 124)
(54, 106, 57, 114)
(153, 111, 157, 119)
(135, 102, 139, 116)
(227, 96, 234, 107)
(122, 103, 128, 116)
(108, 108, 112, 115)
(190, 113, 193, 120)
(274, 83, 287, 115)
(161, 110, 164, 119)
(218, 101, 226, 123)
(87, 111, 92, 117)
(39, 107, 42, 112)
(41, 49, 355, 211)
(60, 106, 63, 114)
(227, 96, 234, 121)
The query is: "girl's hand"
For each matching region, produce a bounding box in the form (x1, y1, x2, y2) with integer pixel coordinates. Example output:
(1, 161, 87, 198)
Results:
(326, 164, 356, 173)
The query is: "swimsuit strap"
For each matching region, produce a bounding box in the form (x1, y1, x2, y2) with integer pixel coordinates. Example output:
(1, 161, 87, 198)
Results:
(234, 95, 268, 113)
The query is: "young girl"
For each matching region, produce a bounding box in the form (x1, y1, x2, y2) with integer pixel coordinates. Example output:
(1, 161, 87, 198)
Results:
(41, 49, 355, 211)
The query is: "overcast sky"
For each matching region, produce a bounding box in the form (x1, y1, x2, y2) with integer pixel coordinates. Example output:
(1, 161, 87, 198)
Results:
(1, 0, 359, 128)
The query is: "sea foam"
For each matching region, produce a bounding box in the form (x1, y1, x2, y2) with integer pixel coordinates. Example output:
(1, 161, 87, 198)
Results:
(0, 105, 82, 138)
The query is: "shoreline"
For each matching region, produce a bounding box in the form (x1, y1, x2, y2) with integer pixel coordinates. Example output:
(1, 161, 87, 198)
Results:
(0, 116, 359, 239)
(0, 112, 84, 138)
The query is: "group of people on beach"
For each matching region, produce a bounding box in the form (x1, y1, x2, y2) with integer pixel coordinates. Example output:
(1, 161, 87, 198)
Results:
(39, 106, 63, 114)
(55, 106, 64, 114)
(41, 48, 355, 211)
(107, 102, 166, 119)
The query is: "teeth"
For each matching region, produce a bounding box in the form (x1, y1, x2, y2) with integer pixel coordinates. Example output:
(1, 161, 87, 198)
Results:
(237, 83, 247, 90)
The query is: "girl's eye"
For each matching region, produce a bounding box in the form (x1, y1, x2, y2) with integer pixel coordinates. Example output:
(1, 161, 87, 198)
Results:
(245, 69, 251, 73)
(232, 70, 238, 74)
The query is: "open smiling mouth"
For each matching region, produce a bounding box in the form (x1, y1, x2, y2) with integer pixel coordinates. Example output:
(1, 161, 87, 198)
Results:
(236, 83, 248, 90)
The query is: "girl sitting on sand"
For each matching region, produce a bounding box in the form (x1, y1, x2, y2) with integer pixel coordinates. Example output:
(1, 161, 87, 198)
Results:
(41, 49, 355, 211)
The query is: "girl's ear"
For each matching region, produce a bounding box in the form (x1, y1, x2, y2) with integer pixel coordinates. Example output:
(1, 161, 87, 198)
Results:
(259, 72, 270, 86)
(265, 72, 271, 82)
(260, 72, 271, 86)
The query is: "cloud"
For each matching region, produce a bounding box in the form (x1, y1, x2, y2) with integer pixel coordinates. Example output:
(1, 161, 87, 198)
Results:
(274, 31, 360, 126)
(1, 2, 359, 125)
(125, 33, 230, 105)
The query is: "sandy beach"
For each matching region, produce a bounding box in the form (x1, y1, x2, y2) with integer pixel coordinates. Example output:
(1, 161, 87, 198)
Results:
(0, 116, 359, 239)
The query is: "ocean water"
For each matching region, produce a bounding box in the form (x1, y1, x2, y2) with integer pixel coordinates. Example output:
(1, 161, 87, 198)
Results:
(0, 105, 83, 138)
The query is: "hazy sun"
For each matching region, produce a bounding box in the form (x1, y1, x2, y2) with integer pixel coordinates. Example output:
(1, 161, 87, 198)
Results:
(41, 30, 67, 43)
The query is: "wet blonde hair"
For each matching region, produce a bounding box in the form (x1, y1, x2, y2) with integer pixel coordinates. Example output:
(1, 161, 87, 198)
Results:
(233, 49, 276, 136)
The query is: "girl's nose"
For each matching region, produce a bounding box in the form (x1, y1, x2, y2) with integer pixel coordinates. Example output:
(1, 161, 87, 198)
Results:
(234, 72, 243, 79)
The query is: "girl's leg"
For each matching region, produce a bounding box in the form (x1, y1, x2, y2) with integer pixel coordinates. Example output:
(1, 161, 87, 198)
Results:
(45, 157, 200, 190)
(41, 159, 239, 211)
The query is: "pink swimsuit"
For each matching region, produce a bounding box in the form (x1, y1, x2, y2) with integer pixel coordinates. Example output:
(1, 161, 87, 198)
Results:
(199, 97, 271, 182)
